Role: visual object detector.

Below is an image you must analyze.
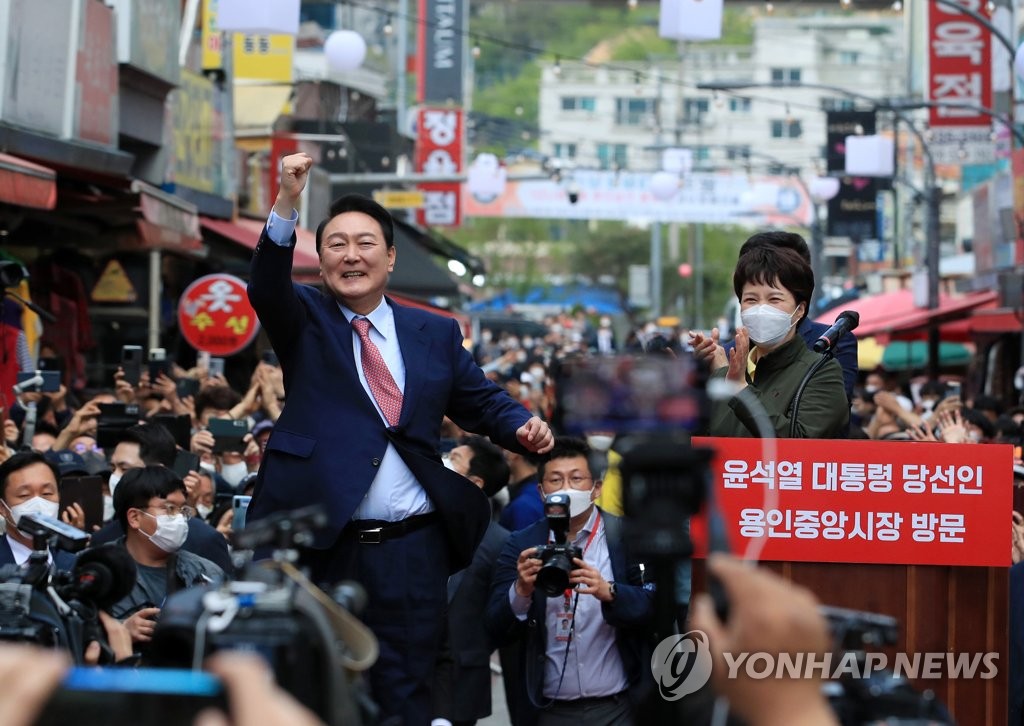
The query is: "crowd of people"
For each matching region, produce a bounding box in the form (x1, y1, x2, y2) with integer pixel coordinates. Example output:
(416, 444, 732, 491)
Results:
(0, 155, 1020, 725)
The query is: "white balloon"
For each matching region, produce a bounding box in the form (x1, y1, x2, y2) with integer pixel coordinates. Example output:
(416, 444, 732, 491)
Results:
(1015, 41, 1024, 83)
(808, 176, 841, 203)
(325, 30, 367, 72)
(649, 171, 679, 201)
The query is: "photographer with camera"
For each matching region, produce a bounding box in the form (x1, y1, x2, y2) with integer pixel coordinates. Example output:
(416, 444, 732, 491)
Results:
(107, 466, 222, 650)
(486, 437, 654, 726)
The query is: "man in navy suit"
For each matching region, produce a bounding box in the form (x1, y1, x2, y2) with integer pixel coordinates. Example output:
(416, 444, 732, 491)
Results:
(0, 452, 77, 572)
(486, 437, 654, 725)
(247, 153, 553, 725)
(433, 435, 511, 725)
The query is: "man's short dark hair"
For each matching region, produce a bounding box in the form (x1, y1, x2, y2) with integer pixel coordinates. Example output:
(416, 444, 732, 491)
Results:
(459, 435, 510, 498)
(733, 246, 814, 323)
(315, 194, 395, 254)
(0, 451, 60, 501)
(961, 408, 996, 440)
(117, 423, 178, 467)
(195, 386, 243, 422)
(537, 437, 592, 482)
(738, 231, 812, 265)
(972, 394, 1003, 417)
(113, 465, 187, 533)
(919, 380, 948, 399)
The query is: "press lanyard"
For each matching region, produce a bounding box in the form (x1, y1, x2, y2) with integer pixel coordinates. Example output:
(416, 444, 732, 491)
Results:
(556, 511, 602, 609)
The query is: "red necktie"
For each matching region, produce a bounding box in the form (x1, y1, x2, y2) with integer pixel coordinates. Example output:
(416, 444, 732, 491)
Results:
(352, 317, 403, 426)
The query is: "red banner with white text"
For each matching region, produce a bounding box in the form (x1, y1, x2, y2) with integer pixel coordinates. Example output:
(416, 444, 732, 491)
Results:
(691, 437, 1012, 567)
(928, 0, 992, 128)
(415, 107, 463, 227)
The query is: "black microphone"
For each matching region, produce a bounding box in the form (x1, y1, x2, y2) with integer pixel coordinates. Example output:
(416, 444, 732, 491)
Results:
(813, 311, 860, 353)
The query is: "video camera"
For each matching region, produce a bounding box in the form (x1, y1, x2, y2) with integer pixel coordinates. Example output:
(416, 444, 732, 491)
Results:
(148, 505, 377, 726)
(821, 606, 954, 725)
(0, 514, 136, 664)
(532, 492, 583, 597)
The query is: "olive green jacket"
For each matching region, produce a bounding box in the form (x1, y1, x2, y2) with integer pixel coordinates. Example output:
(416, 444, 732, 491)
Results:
(709, 333, 849, 439)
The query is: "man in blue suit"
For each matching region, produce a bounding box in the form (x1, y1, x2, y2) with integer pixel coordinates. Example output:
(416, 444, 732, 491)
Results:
(247, 153, 554, 725)
(486, 437, 654, 725)
(0, 452, 77, 572)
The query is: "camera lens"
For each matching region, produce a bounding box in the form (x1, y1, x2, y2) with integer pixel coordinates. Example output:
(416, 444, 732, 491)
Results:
(535, 552, 573, 597)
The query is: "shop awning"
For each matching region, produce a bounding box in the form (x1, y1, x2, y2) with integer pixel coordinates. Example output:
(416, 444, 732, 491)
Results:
(0, 153, 57, 209)
(880, 341, 973, 371)
(815, 289, 998, 342)
(200, 215, 321, 279)
(968, 307, 1023, 334)
(131, 180, 202, 252)
(389, 222, 460, 299)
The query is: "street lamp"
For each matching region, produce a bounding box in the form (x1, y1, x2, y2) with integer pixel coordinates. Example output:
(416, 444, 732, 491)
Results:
(697, 80, 944, 378)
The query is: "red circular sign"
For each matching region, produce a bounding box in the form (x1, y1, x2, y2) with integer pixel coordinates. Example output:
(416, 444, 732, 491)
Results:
(178, 274, 260, 356)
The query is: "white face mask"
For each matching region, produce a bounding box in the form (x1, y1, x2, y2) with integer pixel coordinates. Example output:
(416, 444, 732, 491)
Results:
(586, 435, 614, 452)
(107, 472, 122, 497)
(4, 496, 60, 527)
(741, 304, 799, 347)
(141, 512, 189, 553)
(564, 488, 594, 518)
(197, 504, 213, 520)
(220, 462, 249, 487)
(441, 455, 457, 472)
(102, 495, 115, 523)
(199, 461, 217, 475)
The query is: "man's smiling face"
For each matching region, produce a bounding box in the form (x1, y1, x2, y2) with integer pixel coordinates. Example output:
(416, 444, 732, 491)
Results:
(319, 210, 396, 315)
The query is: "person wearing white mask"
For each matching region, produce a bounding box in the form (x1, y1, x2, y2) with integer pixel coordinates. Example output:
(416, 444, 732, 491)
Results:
(695, 246, 848, 439)
(191, 470, 216, 522)
(487, 437, 655, 725)
(107, 466, 222, 648)
(90, 423, 232, 573)
(0, 452, 77, 570)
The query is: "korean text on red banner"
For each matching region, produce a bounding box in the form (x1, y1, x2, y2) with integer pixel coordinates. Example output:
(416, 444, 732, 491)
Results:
(691, 437, 1012, 567)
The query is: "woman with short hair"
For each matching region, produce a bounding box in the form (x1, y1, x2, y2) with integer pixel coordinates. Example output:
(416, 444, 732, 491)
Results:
(694, 246, 848, 439)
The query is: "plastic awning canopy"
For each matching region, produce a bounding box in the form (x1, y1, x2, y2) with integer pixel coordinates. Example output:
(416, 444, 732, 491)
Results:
(814, 289, 998, 342)
(200, 216, 321, 280)
(0, 153, 57, 210)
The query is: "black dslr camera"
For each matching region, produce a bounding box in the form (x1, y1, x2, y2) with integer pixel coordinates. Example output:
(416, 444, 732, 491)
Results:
(532, 492, 583, 597)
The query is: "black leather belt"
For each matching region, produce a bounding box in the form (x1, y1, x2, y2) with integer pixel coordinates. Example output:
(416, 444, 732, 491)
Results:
(348, 511, 439, 544)
(552, 692, 626, 706)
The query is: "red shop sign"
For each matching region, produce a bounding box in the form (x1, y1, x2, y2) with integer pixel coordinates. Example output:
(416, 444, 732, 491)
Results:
(928, 0, 992, 127)
(178, 273, 260, 356)
(690, 437, 1012, 567)
(416, 107, 463, 227)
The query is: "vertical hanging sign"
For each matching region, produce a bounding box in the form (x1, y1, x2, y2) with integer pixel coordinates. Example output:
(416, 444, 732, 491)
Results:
(415, 107, 463, 227)
(928, 0, 992, 127)
(927, 0, 995, 164)
(416, 0, 465, 104)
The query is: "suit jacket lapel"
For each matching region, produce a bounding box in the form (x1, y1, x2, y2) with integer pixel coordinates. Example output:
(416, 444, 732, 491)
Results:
(389, 297, 430, 427)
(319, 292, 378, 417)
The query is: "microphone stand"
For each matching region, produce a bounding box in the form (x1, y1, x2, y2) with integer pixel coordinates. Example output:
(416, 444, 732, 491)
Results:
(788, 347, 837, 438)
